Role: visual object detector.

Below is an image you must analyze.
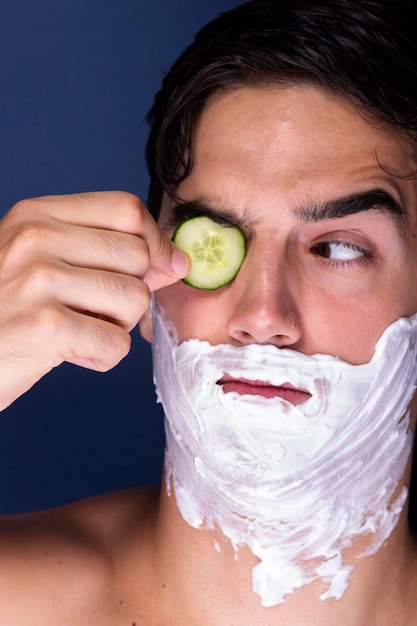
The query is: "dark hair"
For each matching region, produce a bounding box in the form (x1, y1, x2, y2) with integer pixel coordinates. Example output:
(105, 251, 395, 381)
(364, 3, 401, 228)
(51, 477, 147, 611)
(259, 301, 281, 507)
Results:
(145, 0, 417, 217)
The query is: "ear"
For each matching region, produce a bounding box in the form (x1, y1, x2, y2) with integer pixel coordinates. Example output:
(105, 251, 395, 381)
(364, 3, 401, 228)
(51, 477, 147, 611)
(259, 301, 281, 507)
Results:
(139, 307, 153, 343)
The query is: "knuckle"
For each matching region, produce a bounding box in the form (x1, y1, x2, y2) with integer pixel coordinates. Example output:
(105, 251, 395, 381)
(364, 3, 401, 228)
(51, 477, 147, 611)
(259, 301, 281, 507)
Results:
(0, 303, 62, 369)
(8, 197, 40, 221)
(21, 259, 59, 296)
(90, 324, 131, 368)
(117, 192, 149, 232)
(135, 279, 151, 309)
(95, 274, 151, 330)
(127, 281, 151, 328)
(99, 274, 150, 330)
(132, 237, 150, 274)
(2, 221, 52, 269)
(154, 229, 171, 260)
(31, 302, 66, 341)
(15, 220, 50, 247)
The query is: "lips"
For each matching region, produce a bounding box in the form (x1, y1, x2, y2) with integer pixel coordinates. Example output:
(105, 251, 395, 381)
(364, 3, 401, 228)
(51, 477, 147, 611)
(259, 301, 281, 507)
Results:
(217, 375, 312, 405)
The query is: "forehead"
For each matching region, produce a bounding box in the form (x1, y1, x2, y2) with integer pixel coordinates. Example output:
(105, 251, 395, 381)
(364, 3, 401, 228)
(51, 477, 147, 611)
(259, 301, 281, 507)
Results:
(174, 85, 417, 224)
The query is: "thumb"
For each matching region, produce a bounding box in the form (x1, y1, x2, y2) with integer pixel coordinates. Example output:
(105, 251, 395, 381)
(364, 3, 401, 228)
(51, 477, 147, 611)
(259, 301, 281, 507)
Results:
(144, 239, 190, 292)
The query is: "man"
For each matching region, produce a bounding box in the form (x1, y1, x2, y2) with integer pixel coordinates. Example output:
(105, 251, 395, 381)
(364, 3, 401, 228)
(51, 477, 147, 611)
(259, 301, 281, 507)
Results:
(0, 0, 416, 623)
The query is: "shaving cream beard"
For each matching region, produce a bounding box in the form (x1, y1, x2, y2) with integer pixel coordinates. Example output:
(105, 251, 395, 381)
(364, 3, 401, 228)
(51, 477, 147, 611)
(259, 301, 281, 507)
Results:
(151, 301, 417, 606)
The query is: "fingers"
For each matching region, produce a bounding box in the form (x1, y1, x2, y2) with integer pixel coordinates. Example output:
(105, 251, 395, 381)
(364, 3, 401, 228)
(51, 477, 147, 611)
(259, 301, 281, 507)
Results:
(0, 191, 187, 411)
(143, 246, 190, 292)
(0, 305, 132, 411)
(6, 191, 147, 232)
(15, 261, 151, 331)
(3, 220, 152, 277)
(5, 191, 190, 289)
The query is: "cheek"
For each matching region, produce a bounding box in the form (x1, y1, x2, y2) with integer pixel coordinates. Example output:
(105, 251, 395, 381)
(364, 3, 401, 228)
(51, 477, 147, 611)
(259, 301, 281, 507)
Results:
(303, 295, 399, 365)
(297, 254, 417, 364)
(154, 283, 225, 343)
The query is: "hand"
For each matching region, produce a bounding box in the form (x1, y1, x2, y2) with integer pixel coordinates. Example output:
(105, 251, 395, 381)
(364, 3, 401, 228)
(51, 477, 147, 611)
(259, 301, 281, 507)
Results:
(0, 191, 189, 411)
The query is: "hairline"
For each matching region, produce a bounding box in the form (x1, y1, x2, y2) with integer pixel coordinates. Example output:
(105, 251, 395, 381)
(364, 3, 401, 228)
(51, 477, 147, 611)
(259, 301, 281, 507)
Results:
(156, 78, 417, 217)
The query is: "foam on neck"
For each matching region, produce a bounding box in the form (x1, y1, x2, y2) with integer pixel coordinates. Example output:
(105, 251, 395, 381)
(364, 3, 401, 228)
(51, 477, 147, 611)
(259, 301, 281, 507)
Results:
(152, 301, 417, 606)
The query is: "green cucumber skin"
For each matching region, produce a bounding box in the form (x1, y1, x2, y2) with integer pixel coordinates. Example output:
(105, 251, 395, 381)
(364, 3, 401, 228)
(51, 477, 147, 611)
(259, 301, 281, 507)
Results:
(182, 273, 234, 291)
(172, 216, 246, 290)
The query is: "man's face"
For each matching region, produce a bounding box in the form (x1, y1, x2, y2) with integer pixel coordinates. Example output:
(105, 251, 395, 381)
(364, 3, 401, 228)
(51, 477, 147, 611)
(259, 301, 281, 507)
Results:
(154, 85, 417, 366)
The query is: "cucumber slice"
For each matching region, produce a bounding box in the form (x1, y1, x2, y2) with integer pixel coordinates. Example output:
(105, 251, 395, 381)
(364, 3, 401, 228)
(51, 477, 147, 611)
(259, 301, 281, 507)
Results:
(172, 216, 246, 290)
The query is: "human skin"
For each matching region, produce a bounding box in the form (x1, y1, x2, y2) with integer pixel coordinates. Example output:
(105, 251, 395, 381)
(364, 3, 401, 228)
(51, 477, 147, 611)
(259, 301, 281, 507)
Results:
(153, 86, 417, 366)
(0, 85, 417, 624)
(146, 85, 417, 623)
(0, 191, 189, 412)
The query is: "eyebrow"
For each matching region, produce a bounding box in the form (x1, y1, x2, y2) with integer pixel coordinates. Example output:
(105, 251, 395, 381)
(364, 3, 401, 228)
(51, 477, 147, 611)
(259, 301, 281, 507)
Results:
(168, 189, 406, 237)
(167, 201, 253, 230)
(295, 189, 407, 237)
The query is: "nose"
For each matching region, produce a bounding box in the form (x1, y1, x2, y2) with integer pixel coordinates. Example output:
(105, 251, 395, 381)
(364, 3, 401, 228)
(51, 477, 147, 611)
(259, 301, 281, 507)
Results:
(226, 249, 302, 348)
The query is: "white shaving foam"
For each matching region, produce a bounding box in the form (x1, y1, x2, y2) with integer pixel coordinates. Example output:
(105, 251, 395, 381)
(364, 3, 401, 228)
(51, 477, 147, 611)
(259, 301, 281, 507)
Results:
(151, 301, 417, 606)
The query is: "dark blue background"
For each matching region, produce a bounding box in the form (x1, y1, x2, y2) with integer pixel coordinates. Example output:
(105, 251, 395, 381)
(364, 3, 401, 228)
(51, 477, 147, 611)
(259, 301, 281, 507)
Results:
(0, 0, 240, 512)
(2, 1, 417, 532)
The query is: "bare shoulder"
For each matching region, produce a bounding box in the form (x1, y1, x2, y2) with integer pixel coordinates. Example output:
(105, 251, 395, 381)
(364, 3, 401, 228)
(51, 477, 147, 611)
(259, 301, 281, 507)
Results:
(0, 485, 160, 624)
(0, 484, 160, 548)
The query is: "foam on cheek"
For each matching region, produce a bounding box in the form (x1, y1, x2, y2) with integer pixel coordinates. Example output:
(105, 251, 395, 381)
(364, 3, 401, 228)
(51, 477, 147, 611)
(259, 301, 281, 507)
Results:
(151, 300, 417, 606)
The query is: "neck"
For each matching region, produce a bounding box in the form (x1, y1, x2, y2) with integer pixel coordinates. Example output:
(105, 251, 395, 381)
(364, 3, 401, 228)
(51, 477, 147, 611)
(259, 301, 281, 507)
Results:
(163, 410, 411, 606)
(150, 304, 417, 606)
(154, 470, 417, 626)
(151, 302, 417, 619)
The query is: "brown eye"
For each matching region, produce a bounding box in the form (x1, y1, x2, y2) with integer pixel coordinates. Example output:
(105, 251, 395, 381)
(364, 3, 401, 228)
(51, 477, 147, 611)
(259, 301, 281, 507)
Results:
(313, 242, 331, 258)
(313, 241, 366, 261)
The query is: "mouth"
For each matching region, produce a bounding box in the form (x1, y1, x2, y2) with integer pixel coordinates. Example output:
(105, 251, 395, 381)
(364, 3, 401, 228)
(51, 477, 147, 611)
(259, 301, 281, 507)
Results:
(217, 375, 312, 405)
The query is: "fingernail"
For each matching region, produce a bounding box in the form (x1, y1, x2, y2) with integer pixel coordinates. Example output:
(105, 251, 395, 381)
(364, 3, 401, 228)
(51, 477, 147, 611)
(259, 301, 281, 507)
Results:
(171, 247, 190, 277)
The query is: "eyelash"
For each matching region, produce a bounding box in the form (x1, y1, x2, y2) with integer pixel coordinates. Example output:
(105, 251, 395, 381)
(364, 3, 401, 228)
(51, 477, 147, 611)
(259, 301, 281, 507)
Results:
(170, 209, 375, 274)
(311, 240, 373, 269)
